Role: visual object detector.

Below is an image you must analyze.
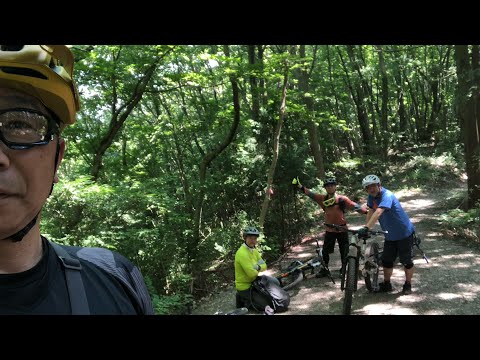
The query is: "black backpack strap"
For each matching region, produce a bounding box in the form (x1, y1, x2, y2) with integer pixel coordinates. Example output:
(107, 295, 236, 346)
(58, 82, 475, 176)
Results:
(50, 241, 90, 315)
(338, 196, 346, 213)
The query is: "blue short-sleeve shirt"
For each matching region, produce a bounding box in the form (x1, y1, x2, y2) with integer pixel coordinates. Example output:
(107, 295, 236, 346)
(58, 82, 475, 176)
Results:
(367, 187, 415, 241)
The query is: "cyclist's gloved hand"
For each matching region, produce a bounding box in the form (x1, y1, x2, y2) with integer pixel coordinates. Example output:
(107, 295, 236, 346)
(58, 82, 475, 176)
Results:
(292, 177, 304, 191)
(257, 259, 265, 266)
(357, 226, 369, 237)
(253, 264, 261, 271)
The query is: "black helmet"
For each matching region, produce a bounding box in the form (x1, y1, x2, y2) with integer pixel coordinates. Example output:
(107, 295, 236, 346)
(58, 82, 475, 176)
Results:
(323, 176, 336, 186)
(243, 226, 260, 237)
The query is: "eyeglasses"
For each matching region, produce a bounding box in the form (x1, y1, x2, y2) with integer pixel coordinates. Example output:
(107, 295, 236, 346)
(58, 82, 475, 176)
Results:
(323, 197, 336, 207)
(0, 108, 59, 150)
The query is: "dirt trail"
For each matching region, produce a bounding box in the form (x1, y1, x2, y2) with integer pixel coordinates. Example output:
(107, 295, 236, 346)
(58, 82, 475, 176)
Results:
(192, 186, 480, 315)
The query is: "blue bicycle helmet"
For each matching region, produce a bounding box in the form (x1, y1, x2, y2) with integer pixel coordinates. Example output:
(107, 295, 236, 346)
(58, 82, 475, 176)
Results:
(243, 226, 260, 237)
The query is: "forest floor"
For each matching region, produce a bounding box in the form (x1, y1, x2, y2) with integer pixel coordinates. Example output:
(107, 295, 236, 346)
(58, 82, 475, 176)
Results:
(191, 183, 480, 315)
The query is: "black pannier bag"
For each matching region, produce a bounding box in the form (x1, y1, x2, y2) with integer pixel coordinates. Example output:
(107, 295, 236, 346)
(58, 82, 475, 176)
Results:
(251, 275, 290, 313)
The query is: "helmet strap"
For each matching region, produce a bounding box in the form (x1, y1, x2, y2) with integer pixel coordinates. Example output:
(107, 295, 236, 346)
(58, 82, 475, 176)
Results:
(244, 238, 256, 249)
(3, 212, 40, 242)
(49, 139, 61, 196)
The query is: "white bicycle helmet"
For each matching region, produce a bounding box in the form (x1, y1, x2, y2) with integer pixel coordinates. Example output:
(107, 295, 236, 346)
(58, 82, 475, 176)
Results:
(0, 45, 80, 131)
(362, 174, 381, 188)
(243, 226, 260, 237)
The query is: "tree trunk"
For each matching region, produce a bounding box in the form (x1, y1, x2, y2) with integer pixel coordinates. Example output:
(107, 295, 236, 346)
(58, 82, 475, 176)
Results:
(376, 45, 389, 157)
(91, 62, 158, 180)
(455, 45, 480, 209)
(394, 70, 407, 136)
(248, 45, 260, 122)
(190, 45, 241, 268)
(297, 45, 324, 179)
(339, 46, 373, 155)
(259, 61, 289, 231)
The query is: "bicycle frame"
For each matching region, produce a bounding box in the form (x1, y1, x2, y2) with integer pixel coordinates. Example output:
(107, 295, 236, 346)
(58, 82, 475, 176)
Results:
(342, 231, 382, 292)
(276, 238, 335, 290)
(324, 223, 387, 315)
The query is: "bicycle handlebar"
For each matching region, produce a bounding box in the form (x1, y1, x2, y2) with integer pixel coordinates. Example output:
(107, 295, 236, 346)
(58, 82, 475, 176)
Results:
(324, 223, 388, 235)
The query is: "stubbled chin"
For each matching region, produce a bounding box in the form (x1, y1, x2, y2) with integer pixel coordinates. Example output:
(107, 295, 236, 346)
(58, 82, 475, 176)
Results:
(0, 207, 29, 238)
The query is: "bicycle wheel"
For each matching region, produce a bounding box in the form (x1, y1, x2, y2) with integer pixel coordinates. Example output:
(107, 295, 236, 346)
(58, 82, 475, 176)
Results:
(343, 256, 357, 315)
(364, 242, 381, 292)
(340, 262, 346, 290)
(214, 307, 249, 315)
(278, 269, 304, 291)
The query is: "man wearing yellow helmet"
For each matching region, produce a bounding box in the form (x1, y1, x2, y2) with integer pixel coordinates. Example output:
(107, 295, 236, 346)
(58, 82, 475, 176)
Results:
(0, 45, 154, 314)
(294, 175, 367, 276)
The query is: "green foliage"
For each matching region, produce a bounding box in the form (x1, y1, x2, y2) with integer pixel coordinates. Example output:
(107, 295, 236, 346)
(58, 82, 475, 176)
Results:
(152, 293, 194, 315)
(440, 207, 480, 244)
(146, 273, 193, 315)
(42, 174, 189, 298)
(391, 152, 463, 189)
(196, 210, 256, 269)
(47, 44, 466, 310)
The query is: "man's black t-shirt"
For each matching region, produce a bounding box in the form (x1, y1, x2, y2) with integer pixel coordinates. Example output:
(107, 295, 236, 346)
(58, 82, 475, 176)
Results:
(0, 237, 151, 314)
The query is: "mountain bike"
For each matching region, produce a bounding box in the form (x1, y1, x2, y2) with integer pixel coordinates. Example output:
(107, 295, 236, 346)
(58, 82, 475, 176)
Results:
(275, 237, 335, 290)
(324, 223, 387, 315)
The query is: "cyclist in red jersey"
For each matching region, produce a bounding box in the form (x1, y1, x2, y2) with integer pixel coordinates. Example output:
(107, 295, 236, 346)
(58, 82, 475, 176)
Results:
(294, 175, 367, 276)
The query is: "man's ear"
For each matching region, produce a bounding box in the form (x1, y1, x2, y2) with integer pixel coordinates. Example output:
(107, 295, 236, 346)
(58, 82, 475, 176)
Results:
(53, 138, 66, 184)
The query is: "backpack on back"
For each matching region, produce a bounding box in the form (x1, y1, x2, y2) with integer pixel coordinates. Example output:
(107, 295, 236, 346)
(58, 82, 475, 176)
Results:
(50, 240, 153, 314)
(338, 196, 346, 213)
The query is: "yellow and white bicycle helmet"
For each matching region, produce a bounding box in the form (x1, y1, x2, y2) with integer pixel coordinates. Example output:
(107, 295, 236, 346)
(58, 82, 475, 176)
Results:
(0, 45, 80, 131)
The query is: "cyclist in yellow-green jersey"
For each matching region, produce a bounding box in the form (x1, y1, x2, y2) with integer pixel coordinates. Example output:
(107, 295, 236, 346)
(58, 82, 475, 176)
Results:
(234, 227, 272, 313)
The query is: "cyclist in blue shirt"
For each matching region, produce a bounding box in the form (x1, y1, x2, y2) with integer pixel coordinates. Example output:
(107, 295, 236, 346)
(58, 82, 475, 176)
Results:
(357, 175, 415, 295)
